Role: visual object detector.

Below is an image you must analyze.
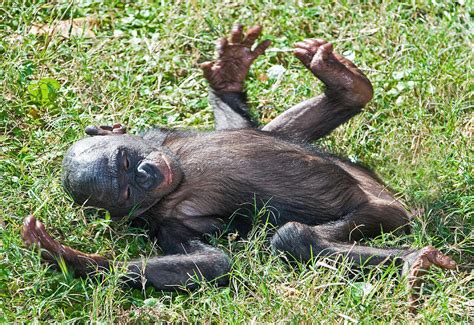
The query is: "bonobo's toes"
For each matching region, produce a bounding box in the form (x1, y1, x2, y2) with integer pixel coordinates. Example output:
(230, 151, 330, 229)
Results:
(294, 39, 327, 53)
(314, 42, 334, 63)
(404, 246, 456, 279)
(294, 39, 328, 68)
(309, 42, 341, 75)
(302, 40, 373, 105)
(403, 246, 457, 310)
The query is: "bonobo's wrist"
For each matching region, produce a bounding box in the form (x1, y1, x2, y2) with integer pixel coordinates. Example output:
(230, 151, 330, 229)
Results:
(210, 88, 247, 101)
(209, 81, 245, 93)
(210, 89, 249, 111)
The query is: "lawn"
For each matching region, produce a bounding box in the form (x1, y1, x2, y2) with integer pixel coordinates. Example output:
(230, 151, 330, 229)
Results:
(0, 0, 472, 323)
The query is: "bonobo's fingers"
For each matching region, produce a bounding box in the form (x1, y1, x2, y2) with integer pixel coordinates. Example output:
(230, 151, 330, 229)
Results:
(403, 246, 457, 312)
(230, 23, 244, 44)
(202, 24, 271, 92)
(216, 37, 228, 57)
(251, 39, 272, 59)
(22, 215, 62, 261)
(242, 25, 263, 47)
(111, 123, 127, 134)
(85, 123, 127, 136)
(84, 125, 105, 136)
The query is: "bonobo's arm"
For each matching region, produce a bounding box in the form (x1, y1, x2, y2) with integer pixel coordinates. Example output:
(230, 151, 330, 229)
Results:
(125, 240, 230, 290)
(22, 216, 230, 290)
(22, 215, 109, 275)
(262, 39, 373, 141)
(200, 24, 271, 130)
(208, 91, 254, 130)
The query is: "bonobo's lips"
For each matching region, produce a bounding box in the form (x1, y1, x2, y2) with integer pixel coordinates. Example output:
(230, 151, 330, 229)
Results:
(160, 154, 173, 186)
(150, 152, 173, 189)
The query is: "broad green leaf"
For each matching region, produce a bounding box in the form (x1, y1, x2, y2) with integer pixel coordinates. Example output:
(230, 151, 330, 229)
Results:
(27, 78, 61, 105)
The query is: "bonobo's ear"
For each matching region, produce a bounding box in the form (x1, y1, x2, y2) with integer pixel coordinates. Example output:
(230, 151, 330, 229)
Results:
(85, 123, 127, 136)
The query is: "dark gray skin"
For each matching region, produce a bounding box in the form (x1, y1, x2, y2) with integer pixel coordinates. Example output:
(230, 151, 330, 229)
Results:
(22, 25, 455, 304)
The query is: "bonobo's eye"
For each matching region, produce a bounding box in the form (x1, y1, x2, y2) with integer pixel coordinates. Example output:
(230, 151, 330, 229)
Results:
(123, 153, 130, 170)
(124, 186, 131, 201)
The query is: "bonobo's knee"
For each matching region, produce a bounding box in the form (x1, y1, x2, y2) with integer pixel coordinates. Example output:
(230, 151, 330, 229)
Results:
(386, 204, 411, 235)
(339, 199, 411, 242)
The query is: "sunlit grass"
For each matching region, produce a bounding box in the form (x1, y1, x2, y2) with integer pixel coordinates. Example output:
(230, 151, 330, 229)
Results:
(0, 0, 472, 322)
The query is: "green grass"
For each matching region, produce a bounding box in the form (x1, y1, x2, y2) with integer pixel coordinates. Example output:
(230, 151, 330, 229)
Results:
(1, 0, 472, 322)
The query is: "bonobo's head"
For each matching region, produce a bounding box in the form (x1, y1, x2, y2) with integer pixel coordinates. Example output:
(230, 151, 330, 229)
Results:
(62, 135, 183, 218)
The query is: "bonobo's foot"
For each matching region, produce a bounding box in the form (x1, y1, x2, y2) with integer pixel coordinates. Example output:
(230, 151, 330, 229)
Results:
(200, 24, 271, 92)
(22, 215, 65, 261)
(294, 39, 373, 106)
(402, 246, 457, 311)
(22, 216, 108, 275)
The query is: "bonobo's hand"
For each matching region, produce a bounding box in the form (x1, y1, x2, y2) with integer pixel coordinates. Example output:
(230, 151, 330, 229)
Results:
(85, 123, 127, 136)
(22, 215, 65, 261)
(200, 24, 271, 92)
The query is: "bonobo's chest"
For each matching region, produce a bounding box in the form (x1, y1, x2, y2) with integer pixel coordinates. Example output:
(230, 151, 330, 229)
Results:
(149, 129, 350, 229)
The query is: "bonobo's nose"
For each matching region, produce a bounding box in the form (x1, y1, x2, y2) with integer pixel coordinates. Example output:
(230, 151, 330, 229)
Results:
(135, 161, 164, 190)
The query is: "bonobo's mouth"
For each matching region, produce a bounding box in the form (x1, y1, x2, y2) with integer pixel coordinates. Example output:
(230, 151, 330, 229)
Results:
(145, 151, 173, 191)
(159, 154, 173, 186)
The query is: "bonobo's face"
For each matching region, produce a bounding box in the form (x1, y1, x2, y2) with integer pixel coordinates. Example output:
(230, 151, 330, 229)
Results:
(62, 135, 183, 218)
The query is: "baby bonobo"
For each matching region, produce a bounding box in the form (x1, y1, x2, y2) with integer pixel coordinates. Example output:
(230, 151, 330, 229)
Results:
(22, 24, 455, 305)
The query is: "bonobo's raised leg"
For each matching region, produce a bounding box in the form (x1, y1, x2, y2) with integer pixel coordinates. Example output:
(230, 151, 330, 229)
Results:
(21, 216, 230, 290)
(200, 24, 271, 130)
(263, 39, 374, 142)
